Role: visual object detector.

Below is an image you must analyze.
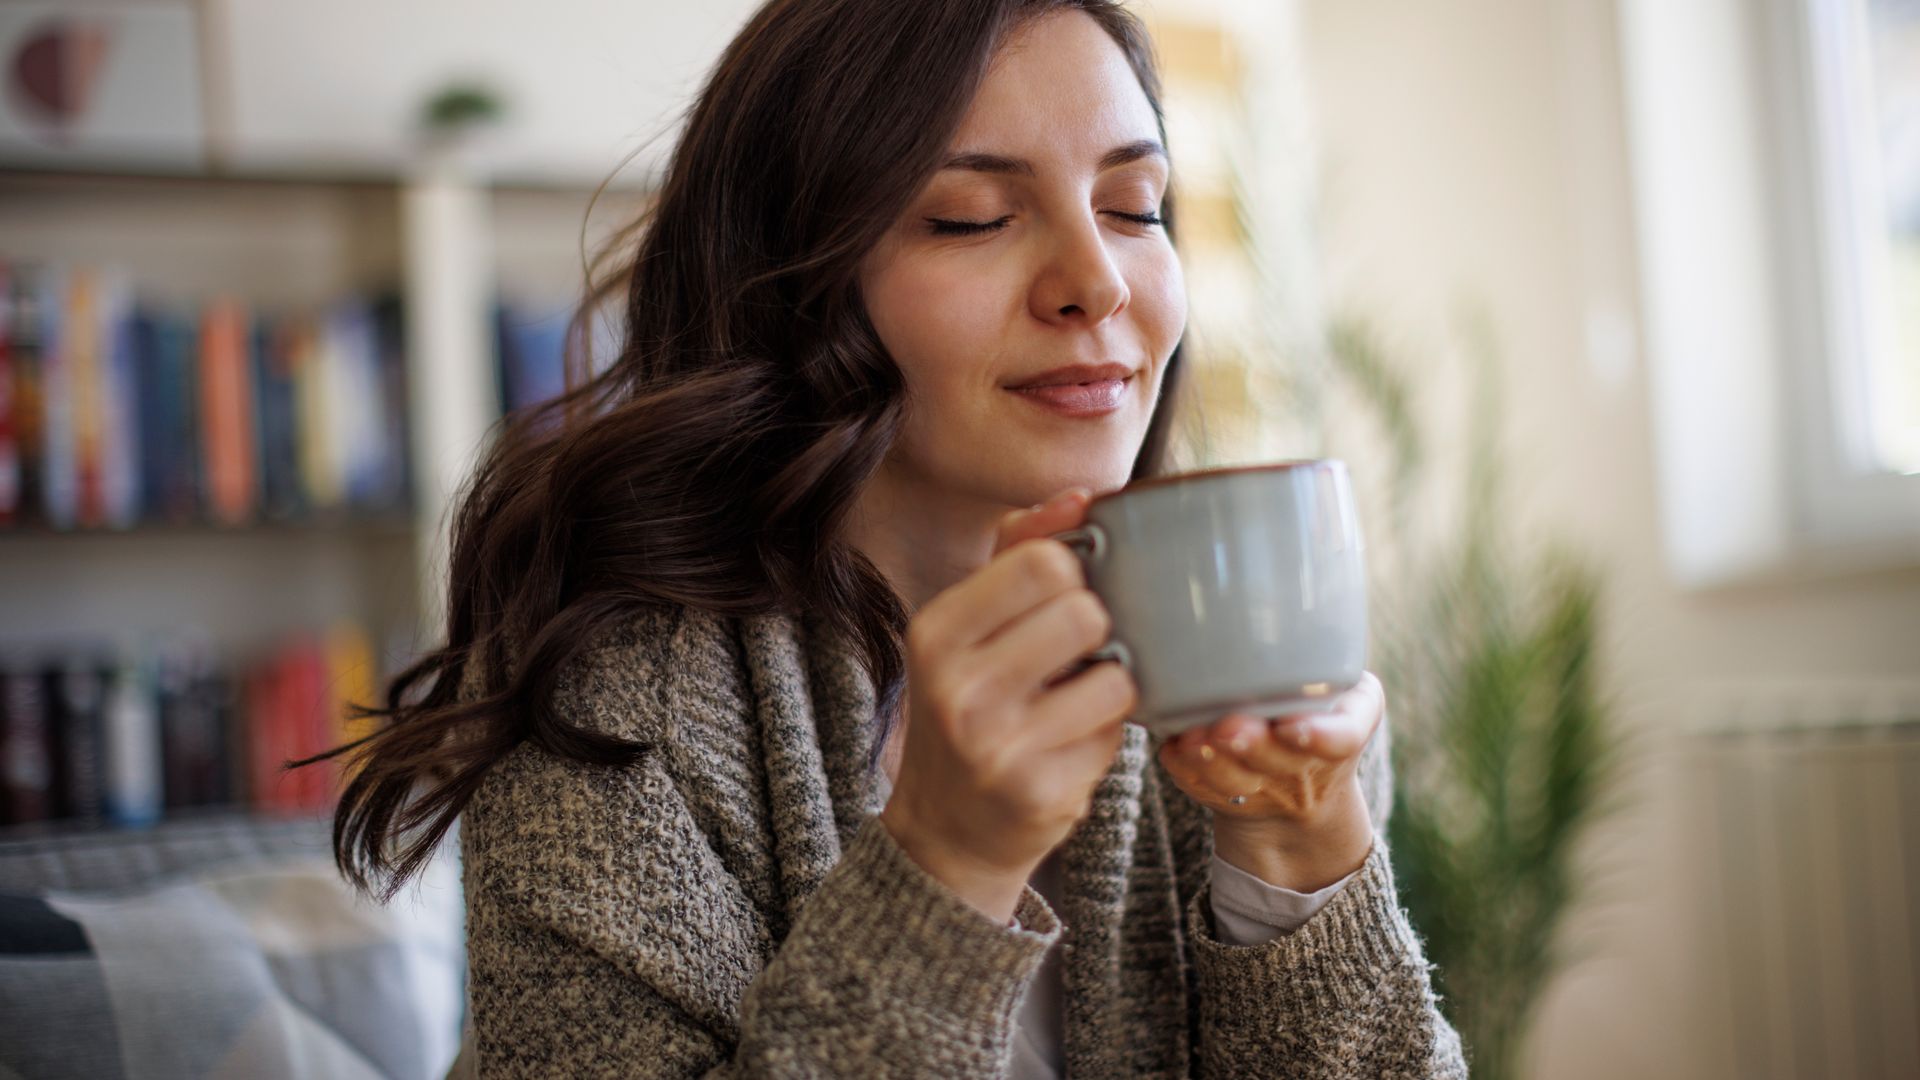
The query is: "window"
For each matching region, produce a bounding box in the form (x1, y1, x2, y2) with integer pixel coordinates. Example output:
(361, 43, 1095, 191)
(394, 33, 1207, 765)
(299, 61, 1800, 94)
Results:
(1618, 0, 1920, 588)
(1815, 0, 1919, 477)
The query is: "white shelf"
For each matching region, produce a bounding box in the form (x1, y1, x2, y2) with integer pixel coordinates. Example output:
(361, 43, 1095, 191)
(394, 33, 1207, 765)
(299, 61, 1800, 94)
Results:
(0, 525, 417, 660)
(0, 165, 648, 664)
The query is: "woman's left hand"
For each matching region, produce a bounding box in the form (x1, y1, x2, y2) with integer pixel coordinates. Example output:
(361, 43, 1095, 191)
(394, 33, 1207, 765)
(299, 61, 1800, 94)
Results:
(1156, 670, 1385, 890)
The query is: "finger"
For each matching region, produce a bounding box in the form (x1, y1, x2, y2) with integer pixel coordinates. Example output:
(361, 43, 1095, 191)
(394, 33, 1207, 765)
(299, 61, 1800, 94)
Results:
(973, 587, 1113, 699)
(1165, 714, 1264, 760)
(1271, 706, 1371, 762)
(1025, 660, 1138, 749)
(1217, 714, 1314, 776)
(1162, 727, 1270, 796)
(991, 487, 1093, 557)
(1296, 673, 1384, 759)
(1042, 710, 1129, 797)
(916, 534, 1086, 654)
(1195, 712, 1270, 754)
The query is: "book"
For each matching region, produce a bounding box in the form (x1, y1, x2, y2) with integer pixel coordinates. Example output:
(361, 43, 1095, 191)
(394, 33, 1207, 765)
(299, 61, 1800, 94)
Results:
(38, 265, 76, 529)
(371, 292, 412, 512)
(45, 657, 108, 823)
(99, 273, 140, 529)
(132, 305, 201, 525)
(101, 650, 161, 827)
(328, 621, 377, 786)
(0, 260, 15, 526)
(494, 297, 570, 425)
(198, 297, 257, 525)
(4, 622, 383, 827)
(6, 265, 47, 528)
(68, 267, 104, 528)
(254, 309, 305, 521)
(156, 637, 227, 809)
(0, 660, 54, 825)
(0, 272, 422, 532)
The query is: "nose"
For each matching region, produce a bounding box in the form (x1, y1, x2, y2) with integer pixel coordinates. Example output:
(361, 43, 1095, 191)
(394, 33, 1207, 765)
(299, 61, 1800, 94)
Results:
(1029, 212, 1130, 326)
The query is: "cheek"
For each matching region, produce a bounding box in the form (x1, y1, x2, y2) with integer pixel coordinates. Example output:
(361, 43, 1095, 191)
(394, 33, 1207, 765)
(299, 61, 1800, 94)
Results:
(1128, 249, 1187, 350)
(866, 259, 1006, 391)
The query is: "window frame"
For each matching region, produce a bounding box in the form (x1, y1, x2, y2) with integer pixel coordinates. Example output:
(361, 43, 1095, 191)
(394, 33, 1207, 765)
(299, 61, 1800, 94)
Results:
(1618, 0, 1920, 590)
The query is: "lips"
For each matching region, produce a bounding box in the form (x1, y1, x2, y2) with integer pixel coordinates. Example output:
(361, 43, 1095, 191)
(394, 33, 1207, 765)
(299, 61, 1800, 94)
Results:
(1012, 379, 1128, 412)
(1005, 361, 1136, 389)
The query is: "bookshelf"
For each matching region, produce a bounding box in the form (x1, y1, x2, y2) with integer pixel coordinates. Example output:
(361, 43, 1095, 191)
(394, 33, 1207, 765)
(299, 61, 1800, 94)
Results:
(0, 162, 651, 833)
(0, 0, 1299, 836)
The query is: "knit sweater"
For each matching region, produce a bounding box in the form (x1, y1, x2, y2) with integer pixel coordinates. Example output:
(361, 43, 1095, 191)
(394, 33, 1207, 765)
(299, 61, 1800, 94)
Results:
(457, 600, 1470, 1077)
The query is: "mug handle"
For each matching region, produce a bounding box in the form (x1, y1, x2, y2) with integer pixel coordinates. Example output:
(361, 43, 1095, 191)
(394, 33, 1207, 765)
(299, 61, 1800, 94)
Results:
(1048, 524, 1134, 672)
(1052, 524, 1108, 564)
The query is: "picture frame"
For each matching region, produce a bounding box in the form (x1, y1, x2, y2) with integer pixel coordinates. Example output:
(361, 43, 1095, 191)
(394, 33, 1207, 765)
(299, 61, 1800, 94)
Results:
(0, 0, 207, 171)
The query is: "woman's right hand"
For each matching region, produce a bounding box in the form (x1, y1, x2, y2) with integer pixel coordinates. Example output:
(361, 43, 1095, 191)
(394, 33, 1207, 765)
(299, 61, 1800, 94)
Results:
(878, 487, 1140, 924)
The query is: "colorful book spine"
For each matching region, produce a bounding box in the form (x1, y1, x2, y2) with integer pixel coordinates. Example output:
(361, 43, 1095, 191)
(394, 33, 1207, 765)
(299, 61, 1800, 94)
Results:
(329, 621, 377, 788)
(331, 300, 388, 508)
(102, 651, 161, 828)
(38, 266, 76, 529)
(292, 313, 340, 511)
(243, 651, 293, 812)
(0, 662, 54, 825)
(3, 623, 385, 826)
(157, 638, 221, 809)
(1, 270, 427, 532)
(161, 310, 204, 524)
(68, 268, 106, 528)
(495, 298, 570, 431)
(47, 659, 107, 823)
(373, 292, 412, 511)
(210, 658, 248, 808)
(288, 638, 330, 811)
(198, 297, 257, 525)
(7, 267, 46, 528)
(99, 274, 141, 529)
(254, 312, 305, 521)
(0, 260, 16, 527)
(133, 306, 201, 524)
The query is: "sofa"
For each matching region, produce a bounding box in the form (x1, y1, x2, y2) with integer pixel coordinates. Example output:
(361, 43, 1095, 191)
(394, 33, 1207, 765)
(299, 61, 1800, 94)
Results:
(0, 809, 467, 1080)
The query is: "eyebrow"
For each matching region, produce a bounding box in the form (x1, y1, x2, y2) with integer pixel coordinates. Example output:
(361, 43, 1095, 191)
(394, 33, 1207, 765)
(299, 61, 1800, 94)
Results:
(939, 138, 1166, 177)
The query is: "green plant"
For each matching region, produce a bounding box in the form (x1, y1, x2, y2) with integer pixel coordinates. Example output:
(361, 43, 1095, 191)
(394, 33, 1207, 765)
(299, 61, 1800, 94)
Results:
(1325, 308, 1630, 1080)
(419, 82, 506, 137)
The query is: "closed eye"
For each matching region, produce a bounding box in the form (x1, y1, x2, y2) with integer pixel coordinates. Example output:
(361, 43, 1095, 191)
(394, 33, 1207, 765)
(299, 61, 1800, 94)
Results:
(928, 215, 1014, 236)
(926, 210, 1165, 237)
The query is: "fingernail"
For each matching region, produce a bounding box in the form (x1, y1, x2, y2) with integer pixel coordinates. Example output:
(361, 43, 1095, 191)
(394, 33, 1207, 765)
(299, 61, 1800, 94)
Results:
(1293, 723, 1313, 748)
(1227, 733, 1251, 754)
(1197, 744, 1216, 762)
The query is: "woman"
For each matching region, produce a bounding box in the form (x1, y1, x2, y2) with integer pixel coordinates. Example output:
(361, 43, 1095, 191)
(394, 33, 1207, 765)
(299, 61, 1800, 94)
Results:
(310, 0, 1470, 1075)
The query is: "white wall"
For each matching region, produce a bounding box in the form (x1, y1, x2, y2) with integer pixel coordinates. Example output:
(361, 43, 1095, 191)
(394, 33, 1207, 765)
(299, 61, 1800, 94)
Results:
(211, 0, 764, 182)
(1298, 0, 1920, 1076)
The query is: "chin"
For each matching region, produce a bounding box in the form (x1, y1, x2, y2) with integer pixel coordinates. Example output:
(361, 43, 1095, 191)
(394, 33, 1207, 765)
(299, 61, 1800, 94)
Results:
(1021, 460, 1135, 501)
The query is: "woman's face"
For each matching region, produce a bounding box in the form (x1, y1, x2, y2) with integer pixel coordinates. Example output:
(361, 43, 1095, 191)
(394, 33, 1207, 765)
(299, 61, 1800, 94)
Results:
(857, 9, 1187, 511)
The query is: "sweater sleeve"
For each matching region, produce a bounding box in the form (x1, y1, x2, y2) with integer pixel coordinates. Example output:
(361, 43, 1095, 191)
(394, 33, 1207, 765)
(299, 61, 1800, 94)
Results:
(1207, 853, 1360, 945)
(1162, 706, 1472, 1079)
(460, 609, 1065, 1079)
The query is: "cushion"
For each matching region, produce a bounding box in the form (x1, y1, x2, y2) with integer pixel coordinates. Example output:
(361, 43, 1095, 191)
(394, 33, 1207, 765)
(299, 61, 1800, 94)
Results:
(0, 813, 465, 1080)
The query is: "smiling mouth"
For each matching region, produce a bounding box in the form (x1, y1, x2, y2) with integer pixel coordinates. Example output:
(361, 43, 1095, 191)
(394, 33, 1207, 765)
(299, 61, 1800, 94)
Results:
(1007, 375, 1131, 415)
(1004, 361, 1138, 390)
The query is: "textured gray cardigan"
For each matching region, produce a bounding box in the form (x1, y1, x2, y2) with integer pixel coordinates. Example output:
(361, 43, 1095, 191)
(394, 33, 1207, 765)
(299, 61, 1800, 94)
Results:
(458, 601, 1470, 1077)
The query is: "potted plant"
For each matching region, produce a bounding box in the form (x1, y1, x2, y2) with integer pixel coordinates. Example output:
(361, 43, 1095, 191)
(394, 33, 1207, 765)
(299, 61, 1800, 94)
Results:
(1322, 308, 1633, 1080)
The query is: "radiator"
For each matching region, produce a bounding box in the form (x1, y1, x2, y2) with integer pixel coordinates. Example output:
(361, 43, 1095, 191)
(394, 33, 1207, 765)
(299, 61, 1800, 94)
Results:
(1677, 702, 1920, 1080)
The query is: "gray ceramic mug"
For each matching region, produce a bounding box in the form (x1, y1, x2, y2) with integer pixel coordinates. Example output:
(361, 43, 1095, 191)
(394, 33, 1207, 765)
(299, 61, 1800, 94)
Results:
(1048, 459, 1368, 739)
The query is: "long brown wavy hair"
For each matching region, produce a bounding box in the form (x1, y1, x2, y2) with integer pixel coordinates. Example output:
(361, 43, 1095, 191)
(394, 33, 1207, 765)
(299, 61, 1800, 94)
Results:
(296, 0, 1192, 902)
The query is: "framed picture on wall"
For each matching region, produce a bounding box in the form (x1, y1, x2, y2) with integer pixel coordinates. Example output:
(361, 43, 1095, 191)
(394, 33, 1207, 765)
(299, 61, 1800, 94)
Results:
(0, 0, 207, 171)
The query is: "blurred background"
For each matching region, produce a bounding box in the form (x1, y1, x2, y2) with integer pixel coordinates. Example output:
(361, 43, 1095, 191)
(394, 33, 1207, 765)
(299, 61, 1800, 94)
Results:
(0, 1, 1915, 1078)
